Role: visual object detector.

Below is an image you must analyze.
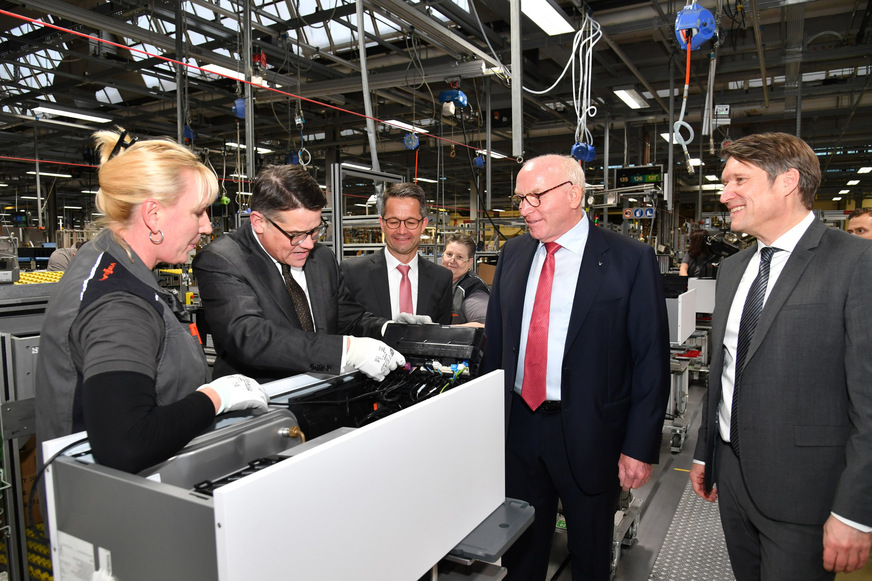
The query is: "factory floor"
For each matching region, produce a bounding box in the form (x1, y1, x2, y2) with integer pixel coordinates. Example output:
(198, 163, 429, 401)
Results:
(544, 382, 872, 581)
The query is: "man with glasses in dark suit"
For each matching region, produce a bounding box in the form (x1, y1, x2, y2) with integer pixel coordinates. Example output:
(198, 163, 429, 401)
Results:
(340, 182, 453, 324)
(483, 154, 670, 580)
(194, 164, 406, 383)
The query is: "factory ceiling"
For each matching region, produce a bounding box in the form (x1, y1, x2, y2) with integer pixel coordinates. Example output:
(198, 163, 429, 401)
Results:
(0, 0, 870, 236)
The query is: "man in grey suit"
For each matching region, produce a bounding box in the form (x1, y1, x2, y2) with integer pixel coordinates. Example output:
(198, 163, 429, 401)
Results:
(339, 182, 453, 324)
(193, 165, 405, 383)
(690, 133, 872, 580)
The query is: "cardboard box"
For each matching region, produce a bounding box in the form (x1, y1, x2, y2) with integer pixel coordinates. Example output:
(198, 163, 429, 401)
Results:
(476, 263, 496, 286)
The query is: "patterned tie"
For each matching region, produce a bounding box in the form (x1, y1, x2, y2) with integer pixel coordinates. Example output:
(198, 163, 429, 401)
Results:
(282, 263, 314, 332)
(397, 264, 413, 314)
(521, 242, 561, 411)
(730, 246, 779, 455)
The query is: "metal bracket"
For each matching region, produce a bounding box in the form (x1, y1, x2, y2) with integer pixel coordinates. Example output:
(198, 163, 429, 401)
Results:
(0, 398, 35, 440)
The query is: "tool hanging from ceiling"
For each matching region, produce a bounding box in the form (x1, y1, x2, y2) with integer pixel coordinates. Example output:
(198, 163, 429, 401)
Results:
(673, 2, 716, 175)
(522, 13, 602, 163)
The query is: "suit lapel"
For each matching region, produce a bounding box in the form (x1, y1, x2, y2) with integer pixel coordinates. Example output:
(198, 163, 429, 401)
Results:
(303, 245, 329, 331)
(370, 250, 392, 316)
(711, 247, 754, 352)
(416, 258, 434, 314)
(504, 236, 539, 353)
(564, 226, 608, 350)
(743, 220, 823, 366)
(238, 226, 300, 326)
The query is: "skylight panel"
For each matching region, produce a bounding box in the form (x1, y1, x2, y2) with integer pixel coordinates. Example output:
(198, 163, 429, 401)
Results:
(96, 87, 124, 105)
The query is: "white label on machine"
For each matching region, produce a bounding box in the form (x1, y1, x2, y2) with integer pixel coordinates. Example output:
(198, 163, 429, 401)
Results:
(57, 531, 95, 581)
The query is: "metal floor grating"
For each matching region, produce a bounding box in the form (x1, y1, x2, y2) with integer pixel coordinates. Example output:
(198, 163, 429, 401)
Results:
(648, 479, 734, 581)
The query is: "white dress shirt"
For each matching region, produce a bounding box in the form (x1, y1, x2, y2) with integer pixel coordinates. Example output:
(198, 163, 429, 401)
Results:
(384, 249, 420, 319)
(515, 213, 589, 401)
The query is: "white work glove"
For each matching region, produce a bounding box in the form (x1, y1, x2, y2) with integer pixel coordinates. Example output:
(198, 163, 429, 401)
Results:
(393, 313, 433, 325)
(345, 336, 406, 382)
(198, 374, 269, 415)
(382, 312, 434, 335)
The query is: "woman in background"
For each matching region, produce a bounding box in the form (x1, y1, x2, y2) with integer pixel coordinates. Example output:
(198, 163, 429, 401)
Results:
(35, 127, 268, 474)
(441, 233, 490, 326)
(680, 229, 715, 277)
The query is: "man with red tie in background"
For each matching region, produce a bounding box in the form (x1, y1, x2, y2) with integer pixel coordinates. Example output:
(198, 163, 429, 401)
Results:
(339, 182, 453, 325)
(482, 154, 670, 580)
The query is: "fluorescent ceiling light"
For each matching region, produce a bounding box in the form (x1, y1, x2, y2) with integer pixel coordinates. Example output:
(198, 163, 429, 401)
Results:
(416, 177, 438, 183)
(319, 185, 327, 190)
(688, 158, 704, 167)
(476, 150, 508, 160)
(92, 212, 105, 216)
(202, 64, 245, 82)
(521, 0, 575, 35)
(491, 208, 505, 212)
(63, 206, 82, 209)
(82, 190, 98, 194)
(705, 175, 719, 182)
(225, 142, 273, 154)
(27, 171, 72, 178)
(354, 204, 370, 208)
(847, 180, 860, 186)
(230, 173, 248, 179)
(832, 196, 842, 201)
(343, 163, 372, 171)
(384, 120, 429, 134)
(858, 167, 872, 174)
(21, 196, 39, 200)
(839, 189, 850, 194)
(33, 105, 111, 124)
(0, 183, 7, 187)
(613, 88, 649, 109)
(702, 184, 724, 191)
(627, 197, 638, 202)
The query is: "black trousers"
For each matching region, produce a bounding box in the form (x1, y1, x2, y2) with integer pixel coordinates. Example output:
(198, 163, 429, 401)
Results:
(503, 395, 618, 581)
(716, 438, 835, 581)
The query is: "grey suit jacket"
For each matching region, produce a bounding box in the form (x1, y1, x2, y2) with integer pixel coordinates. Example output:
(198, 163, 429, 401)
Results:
(193, 226, 387, 382)
(694, 219, 872, 526)
(338, 249, 454, 324)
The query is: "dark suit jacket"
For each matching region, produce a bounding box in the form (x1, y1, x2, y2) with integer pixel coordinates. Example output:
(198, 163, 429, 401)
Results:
(338, 249, 454, 324)
(694, 219, 872, 526)
(482, 225, 671, 494)
(192, 226, 387, 382)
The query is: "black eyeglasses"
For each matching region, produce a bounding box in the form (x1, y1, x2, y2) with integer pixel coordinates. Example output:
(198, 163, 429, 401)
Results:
(382, 216, 424, 229)
(511, 181, 573, 208)
(263, 214, 329, 246)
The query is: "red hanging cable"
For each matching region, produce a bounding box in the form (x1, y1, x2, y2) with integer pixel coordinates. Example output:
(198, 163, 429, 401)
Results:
(684, 30, 692, 85)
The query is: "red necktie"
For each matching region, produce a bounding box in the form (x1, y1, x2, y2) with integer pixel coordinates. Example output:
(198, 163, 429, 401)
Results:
(522, 242, 561, 410)
(397, 264, 413, 314)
